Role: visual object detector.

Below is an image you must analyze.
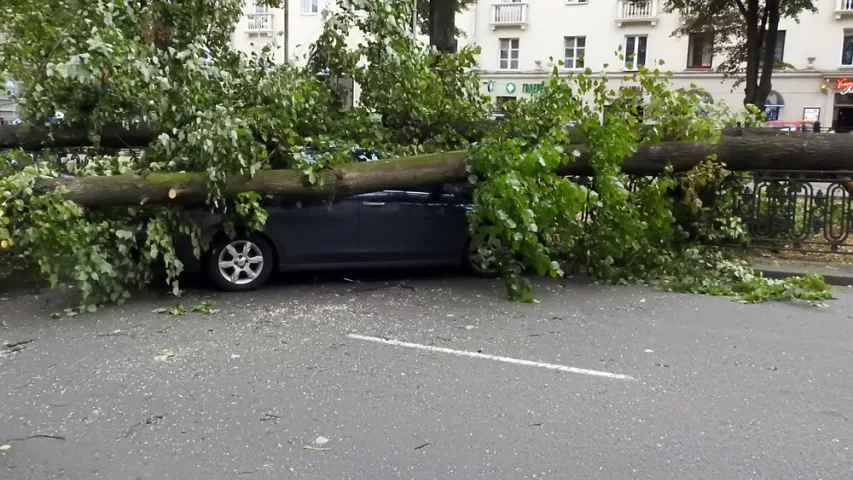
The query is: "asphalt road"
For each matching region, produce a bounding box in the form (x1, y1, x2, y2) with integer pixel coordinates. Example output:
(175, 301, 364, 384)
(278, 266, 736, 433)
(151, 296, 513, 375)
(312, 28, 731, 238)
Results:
(2, 271, 852, 479)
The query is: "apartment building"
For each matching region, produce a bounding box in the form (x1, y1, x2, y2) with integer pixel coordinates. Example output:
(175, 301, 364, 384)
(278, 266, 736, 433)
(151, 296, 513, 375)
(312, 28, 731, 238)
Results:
(461, 0, 853, 130)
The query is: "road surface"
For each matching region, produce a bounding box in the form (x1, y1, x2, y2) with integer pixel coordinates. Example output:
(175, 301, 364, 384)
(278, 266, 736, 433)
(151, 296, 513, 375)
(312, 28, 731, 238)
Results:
(2, 272, 852, 479)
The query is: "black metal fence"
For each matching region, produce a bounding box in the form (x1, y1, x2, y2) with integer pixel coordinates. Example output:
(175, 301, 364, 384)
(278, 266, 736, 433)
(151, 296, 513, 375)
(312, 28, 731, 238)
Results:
(722, 170, 853, 254)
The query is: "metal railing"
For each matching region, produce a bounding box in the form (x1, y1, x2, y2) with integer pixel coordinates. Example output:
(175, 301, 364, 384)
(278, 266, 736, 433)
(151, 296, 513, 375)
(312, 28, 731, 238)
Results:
(490, 3, 528, 26)
(840, 0, 853, 11)
(718, 171, 853, 254)
(246, 13, 274, 32)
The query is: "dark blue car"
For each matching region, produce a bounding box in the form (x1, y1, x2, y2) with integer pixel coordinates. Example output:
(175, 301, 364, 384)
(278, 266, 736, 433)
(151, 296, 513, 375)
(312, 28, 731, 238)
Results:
(177, 182, 498, 292)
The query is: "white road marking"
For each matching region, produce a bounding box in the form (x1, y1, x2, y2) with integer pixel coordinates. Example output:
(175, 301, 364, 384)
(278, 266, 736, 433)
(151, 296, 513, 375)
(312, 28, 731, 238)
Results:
(347, 334, 636, 381)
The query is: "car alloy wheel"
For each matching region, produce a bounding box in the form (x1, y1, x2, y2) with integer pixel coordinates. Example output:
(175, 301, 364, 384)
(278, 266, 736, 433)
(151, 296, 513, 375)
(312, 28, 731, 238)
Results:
(208, 234, 274, 292)
(218, 239, 264, 286)
(465, 243, 500, 278)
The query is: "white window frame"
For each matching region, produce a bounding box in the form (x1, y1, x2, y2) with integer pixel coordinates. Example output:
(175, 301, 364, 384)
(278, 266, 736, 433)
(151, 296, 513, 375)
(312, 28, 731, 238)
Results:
(253, 2, 270, 14)
(563, 36, 586, 70)
(566, 0, 589, 4)
(623, 35, 648, 71)
(499, 38, 520, 70)
(302, 0, 323, 15)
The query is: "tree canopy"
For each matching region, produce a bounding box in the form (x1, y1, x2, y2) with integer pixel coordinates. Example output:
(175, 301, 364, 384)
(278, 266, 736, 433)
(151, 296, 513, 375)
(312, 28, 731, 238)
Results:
(661, 0, 817, 108)
(0, 0, 833, 311)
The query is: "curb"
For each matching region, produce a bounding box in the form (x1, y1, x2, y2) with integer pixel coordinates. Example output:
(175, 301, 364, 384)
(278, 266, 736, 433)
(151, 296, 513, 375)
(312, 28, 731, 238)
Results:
(753, 265, 853, 287)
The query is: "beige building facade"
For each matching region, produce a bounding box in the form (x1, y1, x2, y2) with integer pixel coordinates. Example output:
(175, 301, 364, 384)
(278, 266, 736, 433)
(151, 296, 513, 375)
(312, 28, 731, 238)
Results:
(229, 0, 853, 131)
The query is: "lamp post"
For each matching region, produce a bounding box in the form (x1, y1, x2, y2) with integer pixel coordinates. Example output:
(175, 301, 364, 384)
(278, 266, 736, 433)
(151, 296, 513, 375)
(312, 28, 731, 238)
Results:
(412, 0, 418, 34)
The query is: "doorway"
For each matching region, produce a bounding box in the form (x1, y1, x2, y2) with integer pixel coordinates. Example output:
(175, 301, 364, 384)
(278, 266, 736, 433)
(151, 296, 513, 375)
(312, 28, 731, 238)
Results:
(834, 91, 853, 133)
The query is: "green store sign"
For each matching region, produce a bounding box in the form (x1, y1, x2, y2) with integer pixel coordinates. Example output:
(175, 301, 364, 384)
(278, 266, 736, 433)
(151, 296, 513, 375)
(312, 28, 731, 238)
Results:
(522, 82, 544, 94)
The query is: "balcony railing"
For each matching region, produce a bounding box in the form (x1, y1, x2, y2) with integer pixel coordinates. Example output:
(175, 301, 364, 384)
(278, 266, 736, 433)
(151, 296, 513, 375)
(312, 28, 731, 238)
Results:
(836, 0, 853, 18)
(246, 13, 275, 33)
(616, 0, 658, 26)
(490, 3, 529, 30)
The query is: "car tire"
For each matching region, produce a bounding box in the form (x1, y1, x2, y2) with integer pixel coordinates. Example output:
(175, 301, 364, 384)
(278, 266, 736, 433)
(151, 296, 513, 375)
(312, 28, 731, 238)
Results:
(207, 233, 275, 292)
(463, 242, 500, 279)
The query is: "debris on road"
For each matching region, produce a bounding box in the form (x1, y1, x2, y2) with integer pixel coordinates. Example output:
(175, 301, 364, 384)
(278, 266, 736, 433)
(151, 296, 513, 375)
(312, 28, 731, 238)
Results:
(1, 338, 34, 355)
(414, 442, 430, 450)
(124, 414, 165, 438)
(644, 349, 654, 353)
(7, 434, 66, 442)
(153, 350, 175, 362)
(314, 436, 329, 445)
(302, 445, 331, 451)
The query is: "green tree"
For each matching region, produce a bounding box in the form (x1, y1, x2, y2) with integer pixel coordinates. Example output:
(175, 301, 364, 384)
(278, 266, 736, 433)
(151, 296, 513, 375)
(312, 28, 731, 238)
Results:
(660, 0, 817, 109)
(0, 0, 832, 310)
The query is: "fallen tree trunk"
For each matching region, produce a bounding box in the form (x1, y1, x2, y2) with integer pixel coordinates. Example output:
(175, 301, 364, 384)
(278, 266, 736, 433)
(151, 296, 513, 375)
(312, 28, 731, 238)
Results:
(0, 124, 157, 151)
(0, 122, 801, 151)
(33, 133, 853, 208)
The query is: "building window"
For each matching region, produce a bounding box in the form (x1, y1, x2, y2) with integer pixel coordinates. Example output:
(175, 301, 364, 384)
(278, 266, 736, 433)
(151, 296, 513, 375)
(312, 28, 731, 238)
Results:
(564, 36, 586, 69)
(302, 0, 323, 14)
(687, 33, 713, 69)
(499, 38, 520, 70)
(253, 2, 270, 14)
(773, 30, 786, 63)
(624, 35, 647, 70)
(842, 33, 853, 66)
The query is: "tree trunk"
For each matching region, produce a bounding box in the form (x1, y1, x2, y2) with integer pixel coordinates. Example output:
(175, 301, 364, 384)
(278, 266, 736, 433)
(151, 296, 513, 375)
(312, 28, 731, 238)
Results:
(429, 0, 458, 53)
(755, 0, 780, 111)
(0, 123, 157, 151)
(32, 133, 853, 208)
(742, 0, 760, 107)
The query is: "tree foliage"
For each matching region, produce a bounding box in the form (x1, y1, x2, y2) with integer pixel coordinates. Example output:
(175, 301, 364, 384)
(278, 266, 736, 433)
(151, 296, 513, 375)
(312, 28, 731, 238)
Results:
(661, 0, 817, 108)
(0, 0, 832, 311)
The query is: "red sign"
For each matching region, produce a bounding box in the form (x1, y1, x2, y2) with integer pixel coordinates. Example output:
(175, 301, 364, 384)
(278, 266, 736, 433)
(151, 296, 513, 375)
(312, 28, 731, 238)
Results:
(838, 78, 853, 95)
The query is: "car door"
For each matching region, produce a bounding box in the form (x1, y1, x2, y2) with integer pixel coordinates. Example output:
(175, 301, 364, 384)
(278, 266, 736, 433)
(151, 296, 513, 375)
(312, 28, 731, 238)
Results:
(265, 196, 360, 267)
(356, 186, 466, 264)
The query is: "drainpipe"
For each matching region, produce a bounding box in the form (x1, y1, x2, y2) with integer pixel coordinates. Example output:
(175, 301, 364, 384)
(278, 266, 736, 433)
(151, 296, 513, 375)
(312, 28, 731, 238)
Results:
(470, 1, 477, 46)
(283, 0, 290, 64)
(412, 0, 418, 34)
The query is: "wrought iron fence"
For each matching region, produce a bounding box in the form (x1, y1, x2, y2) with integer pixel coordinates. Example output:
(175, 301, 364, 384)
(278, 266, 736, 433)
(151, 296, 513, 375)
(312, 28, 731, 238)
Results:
(719, 170, 853, 254)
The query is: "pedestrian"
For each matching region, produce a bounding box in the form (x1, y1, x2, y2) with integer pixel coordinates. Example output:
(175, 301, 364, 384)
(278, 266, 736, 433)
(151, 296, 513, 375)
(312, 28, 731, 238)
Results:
(813, 120, 821, 133)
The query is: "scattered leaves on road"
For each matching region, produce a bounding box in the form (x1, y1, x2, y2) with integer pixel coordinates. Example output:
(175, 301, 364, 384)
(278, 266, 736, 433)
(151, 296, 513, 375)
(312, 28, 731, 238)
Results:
(314, 436, 329, 445)
(151, 301, 218, 315)
(0, 444, 10, 451)
(153, 349, 175, 362)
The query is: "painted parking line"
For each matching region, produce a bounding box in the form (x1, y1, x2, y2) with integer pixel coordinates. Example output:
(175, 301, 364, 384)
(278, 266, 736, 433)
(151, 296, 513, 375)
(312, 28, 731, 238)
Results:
(347, 334, 637, 381)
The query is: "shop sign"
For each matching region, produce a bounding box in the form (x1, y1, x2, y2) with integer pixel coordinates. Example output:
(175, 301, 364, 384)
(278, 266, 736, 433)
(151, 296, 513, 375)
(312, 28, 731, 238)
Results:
(506, 82, 516, 94)
(522, 83, 544, 94)
(837, 78, 853, 95)
(487, 80, 495, 92)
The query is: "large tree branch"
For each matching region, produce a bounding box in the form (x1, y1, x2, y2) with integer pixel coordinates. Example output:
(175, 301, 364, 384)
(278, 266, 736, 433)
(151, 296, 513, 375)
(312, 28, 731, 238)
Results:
(31, 132, 853, 208)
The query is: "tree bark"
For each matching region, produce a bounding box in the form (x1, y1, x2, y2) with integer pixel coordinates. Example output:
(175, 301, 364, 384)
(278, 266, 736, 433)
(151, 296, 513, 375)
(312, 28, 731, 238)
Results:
(0, 123, 157, 151)
(755, 0, 780, 111)
(32, 133, 853, 208)
(429, 0, 458, 53)
(0, 122, 791, 152)
(742, 0, 760, 107)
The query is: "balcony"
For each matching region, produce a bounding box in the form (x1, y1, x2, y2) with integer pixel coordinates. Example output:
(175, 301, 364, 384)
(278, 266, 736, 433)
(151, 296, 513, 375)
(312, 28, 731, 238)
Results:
(490, 3, 528, 30)
(246, 13, 275, 34)
(836, 0, 853, 18)
(616, 0, 658, 26)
